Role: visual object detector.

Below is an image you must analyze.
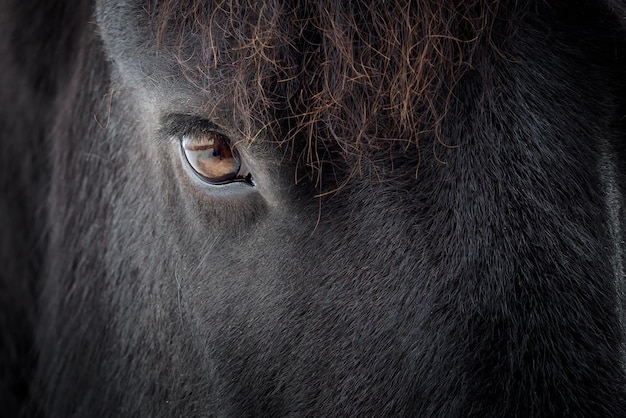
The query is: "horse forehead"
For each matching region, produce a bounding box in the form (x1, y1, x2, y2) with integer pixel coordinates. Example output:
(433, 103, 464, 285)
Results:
(95, 1, 220, 113)
(94, 0, 500, 174)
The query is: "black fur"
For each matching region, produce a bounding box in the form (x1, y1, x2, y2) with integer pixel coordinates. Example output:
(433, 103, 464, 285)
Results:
(1, 0, 625, 416)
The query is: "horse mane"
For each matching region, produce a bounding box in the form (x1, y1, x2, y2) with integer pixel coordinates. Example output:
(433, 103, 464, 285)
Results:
(148, 0, 504, 184)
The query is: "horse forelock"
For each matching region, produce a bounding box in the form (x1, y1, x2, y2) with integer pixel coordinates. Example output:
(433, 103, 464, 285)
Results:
(148, 0, 505, 184)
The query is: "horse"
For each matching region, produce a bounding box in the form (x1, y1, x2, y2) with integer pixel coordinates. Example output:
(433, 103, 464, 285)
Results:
(1, 0, 625, 416)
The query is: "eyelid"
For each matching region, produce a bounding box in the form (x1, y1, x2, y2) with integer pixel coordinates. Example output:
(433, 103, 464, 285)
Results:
(159, 114, 226, 141)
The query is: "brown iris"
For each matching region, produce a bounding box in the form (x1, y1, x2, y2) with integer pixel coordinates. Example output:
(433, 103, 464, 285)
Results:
(182, 132, 246, 184)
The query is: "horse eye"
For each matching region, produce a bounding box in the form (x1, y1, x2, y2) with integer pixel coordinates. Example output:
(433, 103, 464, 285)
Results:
(181, 132, 252, 185)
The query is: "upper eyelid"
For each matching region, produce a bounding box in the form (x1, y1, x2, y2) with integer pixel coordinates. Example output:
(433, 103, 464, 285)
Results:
(158, 114, 225, 140)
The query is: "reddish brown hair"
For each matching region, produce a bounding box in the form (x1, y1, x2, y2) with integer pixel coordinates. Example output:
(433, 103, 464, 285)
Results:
(149, 0, 503, 185)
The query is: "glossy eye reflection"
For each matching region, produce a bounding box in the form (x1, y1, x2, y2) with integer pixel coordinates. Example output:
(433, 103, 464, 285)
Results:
(181, 132, 252, 185)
